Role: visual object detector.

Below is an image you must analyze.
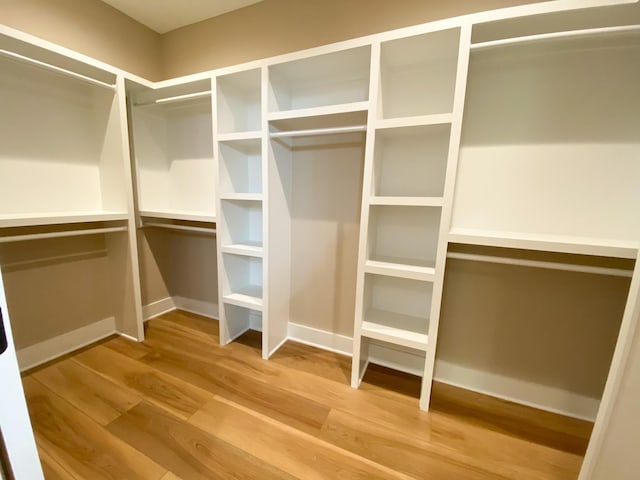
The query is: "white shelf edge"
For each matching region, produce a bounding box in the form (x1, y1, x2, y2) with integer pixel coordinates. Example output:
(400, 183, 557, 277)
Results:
(471, 25, 640, 51)
(219, 193, 264, 202)
(223, 292, 263, 311)
(376, 113, 453, 130)
(448, 228, 640, 260)
(217, 131, 263, 142)
(369, 196, 444, 207)
(138, 210, 216, 223)
(0, 211, 129, 228)
(221, 244, 264, 258)
(267, 101, 370, 121)
(361, 320, 429, 352)
(365, 259, 436, 282)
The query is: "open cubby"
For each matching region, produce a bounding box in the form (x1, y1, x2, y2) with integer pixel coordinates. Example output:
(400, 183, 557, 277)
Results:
(132, 94, 214, 219)
(216, 68, 261, 134)
(361, 274, 433, 350)
(219, 139, 262, 195)
(219, 200, 263, 248)
(220, 302, 262, 344)
(368, 205, 441, 269)
(379, 28, 460, 119)
(221, 253, 263, 310)
(453, 30, 640, 243)
(268, 46, 371, 113)
(373, 124, 451, 198)
(0, 55, 127, 220)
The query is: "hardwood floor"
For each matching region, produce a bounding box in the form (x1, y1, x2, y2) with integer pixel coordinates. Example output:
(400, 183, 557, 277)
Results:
(22, 310, 593, 479)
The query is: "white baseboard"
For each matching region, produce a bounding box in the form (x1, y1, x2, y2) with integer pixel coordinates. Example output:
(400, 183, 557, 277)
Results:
(433, 360, 599, 421)
(284, 322, 598, 420)
(17, 317, 116, 372)
(143, 296, 219, 322)
(142, 297, 176, 321)
(288, 322, 352, 355)
(173, 296, 219, 319)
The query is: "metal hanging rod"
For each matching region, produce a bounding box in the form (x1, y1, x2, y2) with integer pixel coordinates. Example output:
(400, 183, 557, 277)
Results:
(446, 252, 633, 278)
(143, 222, 217, 235)
(270, 125, 367, 138)
(471, 25, 640, 51)
(0, 226, 127, 244)
(0, 48, 116, 90)
(135, 91, 212, 107)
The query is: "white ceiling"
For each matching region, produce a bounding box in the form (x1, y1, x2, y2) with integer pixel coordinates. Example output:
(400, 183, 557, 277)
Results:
(101, 0, 264, 34)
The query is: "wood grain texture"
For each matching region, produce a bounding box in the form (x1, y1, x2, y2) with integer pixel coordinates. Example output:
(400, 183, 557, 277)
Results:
(22, 310, 591, 480)
(107, 401, 297, 480)
(32, 358, 141, 425)
(38, 446, 77, 480)
(22, 377, 166, 480)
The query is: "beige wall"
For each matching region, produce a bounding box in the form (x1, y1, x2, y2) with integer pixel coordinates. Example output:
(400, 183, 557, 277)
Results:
(0, 0, 162, 80)
(161, 0, 539, 78)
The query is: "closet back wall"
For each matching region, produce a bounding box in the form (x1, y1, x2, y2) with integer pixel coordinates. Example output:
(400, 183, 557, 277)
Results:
(0, 0, 161, 80)
(161, 0, 542, 78)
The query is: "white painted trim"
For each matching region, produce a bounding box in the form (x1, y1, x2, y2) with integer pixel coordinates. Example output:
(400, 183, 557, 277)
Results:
(288, 322, 352, 356)
(142, 297, 176, 321)
(434, 360, 599, 421)
(172, 296, 219, 320)
(284, 322, 601, 420)
(16, 317, 116, 371)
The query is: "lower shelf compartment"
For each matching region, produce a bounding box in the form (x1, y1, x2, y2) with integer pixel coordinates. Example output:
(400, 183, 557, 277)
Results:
(361, 308, 429, 351)
(222, 285, 263, 311)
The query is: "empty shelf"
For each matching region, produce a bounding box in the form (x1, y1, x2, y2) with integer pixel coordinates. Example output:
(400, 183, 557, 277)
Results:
(217, 131, 262, 142)
(268, 101, 369, 122)
(223, 284, 263, 311)
(139, 210, 216, 223)
(376, 113, 453, 130)
(448, 228, 640, 260)
(221, 242, 264, 258)
(369, 196, 444, 207)
(0, 211, 129, 228)
(365, 258, 436, 281)
(361, 308, 429, 351)
(219, 193, 263, 201)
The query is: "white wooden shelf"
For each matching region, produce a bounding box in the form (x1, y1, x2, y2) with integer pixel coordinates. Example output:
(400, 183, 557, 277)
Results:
(221, 242, 263, 258)
(267, 101, 369, 122)
(0, 211, 129, 229)
(138, 210, 216, 223)
(361, 308, 429, 351)
(217, 131, 262, 142)
(223, 285, 263, 311)
(365, 258, 436, 282)
(369, 197, 444, 207)
(448, 228, 640, 260)
(376, 113, 453, 130)
(219, 193, 263, 202)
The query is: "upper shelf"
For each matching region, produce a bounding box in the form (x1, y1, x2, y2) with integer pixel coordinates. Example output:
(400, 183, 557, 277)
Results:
(216, 68, 261, 134)
(448, 228, 640, 260)
(0, 211, 129, 229)
(268, 45, 371, 114)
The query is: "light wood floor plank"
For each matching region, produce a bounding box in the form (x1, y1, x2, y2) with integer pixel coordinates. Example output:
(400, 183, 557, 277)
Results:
(38, 445, 78, 480)
(72, 345, 212, 420)
(22, 377, 166, 480)
(22, 310, 590, 480)
(107, 401, 297, 480)
(32, 358, 141, 426)
(189, 396, 415, 480)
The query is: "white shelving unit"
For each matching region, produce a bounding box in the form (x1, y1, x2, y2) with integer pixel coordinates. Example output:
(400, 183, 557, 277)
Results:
(352, 25, 470, 410)
(130, 79, 216, 223)
(215, 67, 266, 346)
(0, 31, 143, 359)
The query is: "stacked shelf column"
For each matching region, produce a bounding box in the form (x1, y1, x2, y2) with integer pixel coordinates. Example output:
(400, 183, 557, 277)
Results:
(352, 26, 472, 410)
(214, 68, 265, 347)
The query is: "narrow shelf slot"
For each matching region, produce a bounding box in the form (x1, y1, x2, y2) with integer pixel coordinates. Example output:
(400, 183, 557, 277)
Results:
(219, 137, 262, 196)
(217, 131, 262, 142)
(375, 113, 452, 130)
(222, 249, 263, 311)
(368, 205, 442, 269)
(361, 275, 432, 351)
(268, 46, 371, 113)
(219, 193, 263, 201)
(219, 200, 263, 248)
(369, 197, 444, 207)
(139, 210, 216, 223)
(379, 28, 460, 119)
(217, 68, 261, 134)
